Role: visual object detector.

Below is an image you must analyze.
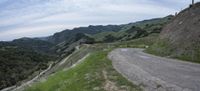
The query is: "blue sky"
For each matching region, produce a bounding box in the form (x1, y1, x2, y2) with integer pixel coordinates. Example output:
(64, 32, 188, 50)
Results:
(0, 0, 199, 41)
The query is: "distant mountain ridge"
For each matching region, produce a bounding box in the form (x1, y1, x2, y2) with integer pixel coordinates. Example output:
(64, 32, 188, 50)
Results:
(13, 37, 56, 55)
(92, 15, 173, 42)
(10, 16, 173, 57)
(45, 25, 123, 44)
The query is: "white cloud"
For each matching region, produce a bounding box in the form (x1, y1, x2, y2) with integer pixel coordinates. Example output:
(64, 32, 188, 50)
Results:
(0, 24, 74, 40)
(0, 0, 199, 41)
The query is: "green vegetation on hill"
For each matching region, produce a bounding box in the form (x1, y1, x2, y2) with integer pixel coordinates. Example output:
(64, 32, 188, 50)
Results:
(0, 15, 173, 90)
(13, 38, 56, 55)
(25, 34, 159, 91)
(92, 15, 173, 43)
(46, 25, 122, 44)
(25, 47, 141, 91)
(118, 15, 173, 34)
(146, 39, 173, 56)
(0, 42, 55, 90)
(146, 38, 200, 63)
(113, 33, 158, 48)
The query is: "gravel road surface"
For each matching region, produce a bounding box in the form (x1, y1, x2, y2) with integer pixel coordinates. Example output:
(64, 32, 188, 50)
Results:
(108, 48, 200, 91)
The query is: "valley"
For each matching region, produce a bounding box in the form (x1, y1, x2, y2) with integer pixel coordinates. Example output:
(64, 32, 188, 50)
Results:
(1, 2, 200, 91)
(0, 13, 171, 91)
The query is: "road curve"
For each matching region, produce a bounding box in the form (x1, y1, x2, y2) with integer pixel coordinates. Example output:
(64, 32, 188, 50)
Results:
(108, 48, 200, 91)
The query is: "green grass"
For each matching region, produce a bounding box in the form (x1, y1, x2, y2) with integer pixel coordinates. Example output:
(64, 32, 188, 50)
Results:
(145, 38, 173, 56)
(25, 50, 141, 91)
(46, 45, 93, 75)
(24, 34, 161, 91)
(109, 33, 158, 48)
(92, 31, 117, 42)
(146, 39, 200, 63)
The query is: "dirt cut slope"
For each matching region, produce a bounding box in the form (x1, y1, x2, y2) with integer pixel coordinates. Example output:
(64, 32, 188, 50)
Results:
(148, 2, 200, 63)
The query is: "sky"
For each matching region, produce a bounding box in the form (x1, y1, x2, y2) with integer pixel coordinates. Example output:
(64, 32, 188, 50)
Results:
(0, 0, 199, 41)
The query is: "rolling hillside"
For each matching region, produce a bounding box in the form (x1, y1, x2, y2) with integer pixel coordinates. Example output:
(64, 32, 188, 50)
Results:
(45, 25, 123, 44)
(92, 15, 173, 42)
(24, 45, 142, 91)
(0, 15, 173, 90)
(0, 42, 55, 90)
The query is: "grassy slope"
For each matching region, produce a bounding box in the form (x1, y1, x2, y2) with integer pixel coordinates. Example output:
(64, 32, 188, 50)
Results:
(24, 34, 159, 91)
(146, 39, 200, 63)
(92, 31, 116, 42)
(25, 50, 141, 91)
(113, 34, 158, 48)
(43, 45, 93, 76)
(145, 39, 173, 57)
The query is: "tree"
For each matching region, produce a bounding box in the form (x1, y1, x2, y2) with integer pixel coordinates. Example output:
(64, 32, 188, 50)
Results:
(103, 34, 117, 42)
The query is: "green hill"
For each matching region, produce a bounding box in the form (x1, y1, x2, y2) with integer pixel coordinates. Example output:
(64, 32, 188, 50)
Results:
(92, 15, 173, 42)
(24, 45, 142, 91)
(0, 15, 173, 90)
(0, 42, 55, 89)
(45, 25, 123, 44)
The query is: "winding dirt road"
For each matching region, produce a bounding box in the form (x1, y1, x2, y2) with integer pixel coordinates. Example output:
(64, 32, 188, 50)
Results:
(108, 48, 200, 91)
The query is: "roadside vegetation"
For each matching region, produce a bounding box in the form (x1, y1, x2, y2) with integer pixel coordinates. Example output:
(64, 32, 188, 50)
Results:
(145, 39, 173, 56)
(24, 33, 160, 91)
(24, 46, 142, 91)
(146, 39, 200, 63)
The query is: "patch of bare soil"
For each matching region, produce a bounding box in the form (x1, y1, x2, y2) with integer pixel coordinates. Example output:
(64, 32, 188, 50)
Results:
(102, 70, 126, 91)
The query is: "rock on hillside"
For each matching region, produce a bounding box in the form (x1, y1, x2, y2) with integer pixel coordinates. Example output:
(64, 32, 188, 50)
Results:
(150, 2, 200, 62)
(161, 3, 200, 45)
